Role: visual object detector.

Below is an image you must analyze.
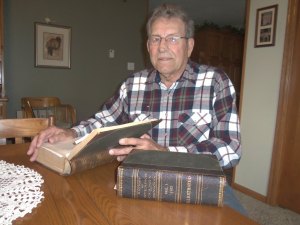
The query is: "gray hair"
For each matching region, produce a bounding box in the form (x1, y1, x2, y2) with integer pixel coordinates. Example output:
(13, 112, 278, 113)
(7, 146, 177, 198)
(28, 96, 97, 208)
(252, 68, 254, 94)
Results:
(146, 4, 194, 38)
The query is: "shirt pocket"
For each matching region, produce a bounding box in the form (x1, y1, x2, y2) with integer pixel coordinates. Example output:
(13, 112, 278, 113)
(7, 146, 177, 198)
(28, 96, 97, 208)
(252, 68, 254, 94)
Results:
(177, 112, 212, 145)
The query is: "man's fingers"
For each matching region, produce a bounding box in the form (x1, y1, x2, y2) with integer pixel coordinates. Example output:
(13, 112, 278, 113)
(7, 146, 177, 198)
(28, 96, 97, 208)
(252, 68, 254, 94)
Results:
(119, 137, 147, 146)
(27, 137, 37, 156)
(109, 146, 133, 156)
(140, 134, 150, 139)
(29, 149, 39, 162)
(27, 126, 74, 162)
(117, 155, 126, 161)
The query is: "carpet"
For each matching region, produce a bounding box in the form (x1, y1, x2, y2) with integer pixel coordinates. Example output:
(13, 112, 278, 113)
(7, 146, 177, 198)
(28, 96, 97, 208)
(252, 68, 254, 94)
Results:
(234, 190, 300, 225)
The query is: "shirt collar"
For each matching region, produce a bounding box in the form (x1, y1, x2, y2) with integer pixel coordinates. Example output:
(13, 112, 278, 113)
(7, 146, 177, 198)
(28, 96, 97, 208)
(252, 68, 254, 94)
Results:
(151, 61, 197, 85)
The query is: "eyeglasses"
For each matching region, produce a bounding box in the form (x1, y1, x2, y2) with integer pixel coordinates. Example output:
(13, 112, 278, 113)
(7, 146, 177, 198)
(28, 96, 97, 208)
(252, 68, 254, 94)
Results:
(148, 35, 188, 46)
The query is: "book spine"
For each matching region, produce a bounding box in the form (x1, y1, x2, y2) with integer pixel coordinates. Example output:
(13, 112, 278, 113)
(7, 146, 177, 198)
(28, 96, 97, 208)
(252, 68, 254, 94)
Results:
(70, 150, 116, 174)
(117, 167, 225, 206)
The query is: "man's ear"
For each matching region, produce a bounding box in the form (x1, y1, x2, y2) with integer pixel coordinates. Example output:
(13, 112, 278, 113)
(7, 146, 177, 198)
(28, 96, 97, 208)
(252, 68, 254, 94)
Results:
(146, 40, 150, 53)
(187, 38, 194, 57)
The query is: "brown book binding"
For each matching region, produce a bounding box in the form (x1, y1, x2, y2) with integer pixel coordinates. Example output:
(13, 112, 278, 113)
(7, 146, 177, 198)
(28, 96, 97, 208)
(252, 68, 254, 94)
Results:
(70, 150, 116, 174)
(117, 150, 226, 206)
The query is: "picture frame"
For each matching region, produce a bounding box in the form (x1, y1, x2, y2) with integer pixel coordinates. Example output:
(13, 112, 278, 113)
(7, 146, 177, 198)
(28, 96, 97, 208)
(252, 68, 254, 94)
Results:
(35, 22, 71, 68)
(254, 4, 278, 47)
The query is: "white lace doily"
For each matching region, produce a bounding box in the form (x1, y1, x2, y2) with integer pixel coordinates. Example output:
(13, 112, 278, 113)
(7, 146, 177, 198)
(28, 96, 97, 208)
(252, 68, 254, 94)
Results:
(0, 160, 44, 225)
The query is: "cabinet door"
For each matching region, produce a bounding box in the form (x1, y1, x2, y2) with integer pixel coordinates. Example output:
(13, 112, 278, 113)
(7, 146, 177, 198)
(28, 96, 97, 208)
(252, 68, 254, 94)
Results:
(203, 30, 222, 59)
(221, 33, 232, 61)
(193, 30, 222, 66)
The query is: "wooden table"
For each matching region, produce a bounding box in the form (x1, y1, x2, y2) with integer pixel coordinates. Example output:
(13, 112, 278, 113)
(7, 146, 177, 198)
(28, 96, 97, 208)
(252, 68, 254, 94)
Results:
(0, 143, 259, 225)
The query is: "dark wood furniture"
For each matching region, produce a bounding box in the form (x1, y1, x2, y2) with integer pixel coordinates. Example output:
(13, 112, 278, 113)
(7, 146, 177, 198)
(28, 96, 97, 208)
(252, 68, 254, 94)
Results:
(0, 143, 259, 225)
(0, 97, 7, 119)
(21, 96, 76, 128)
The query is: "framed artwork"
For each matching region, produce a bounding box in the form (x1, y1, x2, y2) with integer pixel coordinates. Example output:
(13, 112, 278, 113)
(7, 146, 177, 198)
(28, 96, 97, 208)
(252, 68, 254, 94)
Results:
(35, 22, 71, 68)
(255, 4, 278, 47)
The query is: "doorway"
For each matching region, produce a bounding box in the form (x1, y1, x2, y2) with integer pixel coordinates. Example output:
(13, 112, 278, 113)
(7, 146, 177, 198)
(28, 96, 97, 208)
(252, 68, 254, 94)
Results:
(268, 0, 300, 214)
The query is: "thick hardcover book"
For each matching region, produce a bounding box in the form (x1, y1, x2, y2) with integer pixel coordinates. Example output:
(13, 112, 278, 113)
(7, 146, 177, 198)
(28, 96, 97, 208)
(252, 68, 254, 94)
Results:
(36, 119, 161, 175)
(117, 150, 226, 206)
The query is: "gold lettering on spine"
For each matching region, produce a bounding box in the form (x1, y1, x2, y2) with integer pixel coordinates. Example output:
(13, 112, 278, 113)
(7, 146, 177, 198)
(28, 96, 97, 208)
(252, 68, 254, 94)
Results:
(217, 177, 225, 206)
(143, 171, 148, 198)
(132, 168, 139, 198)
(175, 173, 182, 203)
(196, 175, 203, 204)
(200, 175, 204, 204)
(118, 167, 124, 196)
(194, 175, 197, 203)
(156, 171, 161, 201)
(151, 171, 157, 199)
(195, 175, 198, 204)
(169, 185, 174, 194)
(175, 174, 178, 202)
(186, 175, 192, 203)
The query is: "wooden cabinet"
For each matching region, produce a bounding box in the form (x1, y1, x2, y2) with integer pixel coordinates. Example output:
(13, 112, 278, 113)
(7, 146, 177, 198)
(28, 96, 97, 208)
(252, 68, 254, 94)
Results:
(0, 0, 7, 118)
(0, 98, 7, 119)
(191, 28, 244, 107)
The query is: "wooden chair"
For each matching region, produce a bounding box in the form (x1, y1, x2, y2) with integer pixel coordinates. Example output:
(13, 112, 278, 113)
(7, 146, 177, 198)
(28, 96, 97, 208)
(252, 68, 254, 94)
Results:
(0, 116, 54, 144)
(21, 97, 76, 129)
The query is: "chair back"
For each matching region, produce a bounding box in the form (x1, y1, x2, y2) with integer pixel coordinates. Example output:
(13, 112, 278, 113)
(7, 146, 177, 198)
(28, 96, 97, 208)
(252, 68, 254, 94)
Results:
(22, 96, 61, 108)
(0, 117, 54, 144)
(21, 97, 61, 118)
(21, 97, 76, 128)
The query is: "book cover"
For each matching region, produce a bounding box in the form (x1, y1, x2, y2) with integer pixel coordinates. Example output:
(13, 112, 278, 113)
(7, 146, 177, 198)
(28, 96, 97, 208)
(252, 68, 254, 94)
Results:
(36, 119, 162, 175)
(117, 150, 226, 206)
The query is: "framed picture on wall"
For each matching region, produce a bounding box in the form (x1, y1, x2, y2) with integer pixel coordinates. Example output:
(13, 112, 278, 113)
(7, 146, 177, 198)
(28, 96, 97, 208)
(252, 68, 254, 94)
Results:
(35, 22, 71, 68)
(254, 4, 278, 47)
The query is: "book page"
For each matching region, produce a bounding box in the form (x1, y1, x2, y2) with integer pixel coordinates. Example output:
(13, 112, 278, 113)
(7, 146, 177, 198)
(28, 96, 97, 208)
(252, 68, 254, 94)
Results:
(74, 119, 159, 145)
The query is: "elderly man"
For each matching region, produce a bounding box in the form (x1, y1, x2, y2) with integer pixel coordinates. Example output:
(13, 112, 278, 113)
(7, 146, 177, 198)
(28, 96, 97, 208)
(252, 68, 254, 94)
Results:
(28, 4, 241, 170)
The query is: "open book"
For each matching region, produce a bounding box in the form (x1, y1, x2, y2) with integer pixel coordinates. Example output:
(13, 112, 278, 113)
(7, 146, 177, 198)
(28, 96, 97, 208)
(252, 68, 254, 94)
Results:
(36, 119, 162, 175)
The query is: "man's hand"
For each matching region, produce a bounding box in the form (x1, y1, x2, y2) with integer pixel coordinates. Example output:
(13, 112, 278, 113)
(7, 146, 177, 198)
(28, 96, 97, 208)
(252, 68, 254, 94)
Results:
(109, 134, 167, 161)
(27, 126, 76, 162)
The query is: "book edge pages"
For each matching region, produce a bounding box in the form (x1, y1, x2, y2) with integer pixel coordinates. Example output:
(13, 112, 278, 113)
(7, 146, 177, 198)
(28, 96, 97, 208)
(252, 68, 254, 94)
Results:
(67, 129, 98, 160)
(36, 145, 72, 175)
(92, 118, 159, 133)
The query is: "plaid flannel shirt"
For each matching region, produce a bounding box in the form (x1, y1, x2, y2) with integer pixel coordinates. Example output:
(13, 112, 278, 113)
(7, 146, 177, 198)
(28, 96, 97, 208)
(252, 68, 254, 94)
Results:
(73, 61, 241, 168)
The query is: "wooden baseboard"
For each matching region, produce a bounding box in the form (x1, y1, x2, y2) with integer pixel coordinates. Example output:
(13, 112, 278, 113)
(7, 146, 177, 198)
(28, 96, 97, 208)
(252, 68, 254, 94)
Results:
(232, 182, 267, 203)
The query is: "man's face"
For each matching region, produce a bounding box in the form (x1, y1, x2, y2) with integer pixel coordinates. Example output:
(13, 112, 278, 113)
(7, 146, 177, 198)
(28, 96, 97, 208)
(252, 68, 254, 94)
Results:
(147, 17, 194, 82)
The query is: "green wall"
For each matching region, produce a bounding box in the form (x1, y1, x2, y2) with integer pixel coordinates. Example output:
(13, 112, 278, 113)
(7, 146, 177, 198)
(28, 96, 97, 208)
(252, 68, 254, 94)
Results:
(4, 0, 148, 122)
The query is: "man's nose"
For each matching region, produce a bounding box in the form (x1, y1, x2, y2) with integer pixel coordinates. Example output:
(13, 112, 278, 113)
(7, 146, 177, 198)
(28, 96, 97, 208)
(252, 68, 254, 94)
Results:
(158, 38, 168, 50)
